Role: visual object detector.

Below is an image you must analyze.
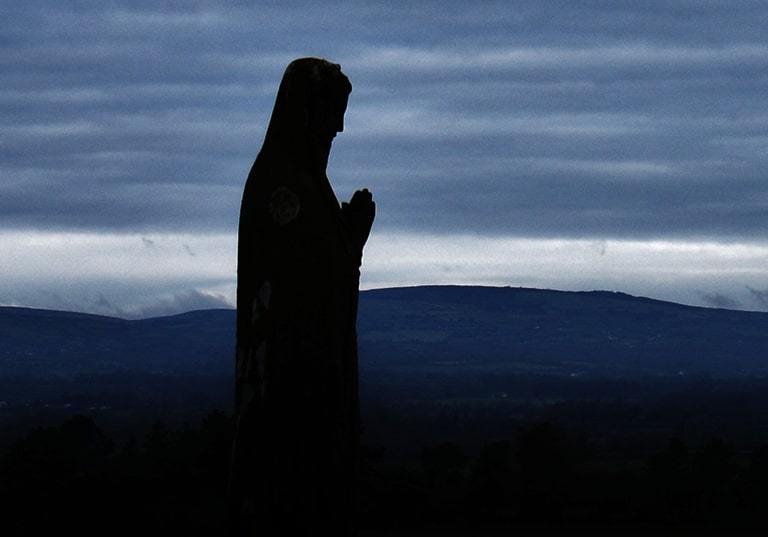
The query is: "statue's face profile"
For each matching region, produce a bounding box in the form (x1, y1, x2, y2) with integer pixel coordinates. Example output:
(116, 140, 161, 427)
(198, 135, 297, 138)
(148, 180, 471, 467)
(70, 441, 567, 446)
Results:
(298, 59, 350, 145)
(307, 84, 349, 143)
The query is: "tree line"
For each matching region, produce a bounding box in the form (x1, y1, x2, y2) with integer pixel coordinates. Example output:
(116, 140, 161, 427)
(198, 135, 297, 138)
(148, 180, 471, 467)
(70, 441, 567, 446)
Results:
(2, 411, 768, 534)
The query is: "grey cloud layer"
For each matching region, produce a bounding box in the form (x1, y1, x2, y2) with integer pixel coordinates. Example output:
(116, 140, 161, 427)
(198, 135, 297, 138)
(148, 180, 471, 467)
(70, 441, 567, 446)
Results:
(2, 1, 767, 240)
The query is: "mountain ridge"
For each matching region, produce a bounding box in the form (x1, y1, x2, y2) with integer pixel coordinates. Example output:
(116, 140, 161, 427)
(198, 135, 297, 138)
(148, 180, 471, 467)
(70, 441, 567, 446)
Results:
(1, 284, 761, 322)
(1, 285, 767, 381)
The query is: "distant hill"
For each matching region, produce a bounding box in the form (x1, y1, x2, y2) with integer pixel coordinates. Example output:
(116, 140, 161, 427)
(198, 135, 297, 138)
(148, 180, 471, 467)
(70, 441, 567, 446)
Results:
(1, 285, 767, 382)
(357, 285, 768, 378)
(0, 307, 235, 379)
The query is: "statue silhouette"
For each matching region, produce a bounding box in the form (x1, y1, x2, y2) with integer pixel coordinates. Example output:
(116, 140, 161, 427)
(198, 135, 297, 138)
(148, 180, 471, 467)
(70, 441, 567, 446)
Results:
(229, 58, 375, 536)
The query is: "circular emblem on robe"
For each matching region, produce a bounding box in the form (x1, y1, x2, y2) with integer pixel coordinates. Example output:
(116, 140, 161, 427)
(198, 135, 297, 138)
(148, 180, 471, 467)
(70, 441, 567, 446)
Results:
(269, 187, 300, 225)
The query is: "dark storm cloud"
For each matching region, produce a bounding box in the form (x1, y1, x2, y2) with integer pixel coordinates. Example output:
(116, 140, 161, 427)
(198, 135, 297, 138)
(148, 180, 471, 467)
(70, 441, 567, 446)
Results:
(2, 1, 768, 241)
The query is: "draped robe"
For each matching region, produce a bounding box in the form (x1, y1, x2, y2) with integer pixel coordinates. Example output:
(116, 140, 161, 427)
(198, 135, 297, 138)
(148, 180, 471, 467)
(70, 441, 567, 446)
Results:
(229, 58, 374, 536)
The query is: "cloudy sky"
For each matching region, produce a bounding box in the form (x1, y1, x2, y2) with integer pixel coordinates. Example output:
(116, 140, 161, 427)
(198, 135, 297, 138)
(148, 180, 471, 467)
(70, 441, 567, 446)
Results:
(3, 1, 768, 317)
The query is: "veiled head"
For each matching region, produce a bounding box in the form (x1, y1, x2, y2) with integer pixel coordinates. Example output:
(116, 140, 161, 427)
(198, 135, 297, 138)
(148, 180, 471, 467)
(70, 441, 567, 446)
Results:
(265, 57, 352, 148)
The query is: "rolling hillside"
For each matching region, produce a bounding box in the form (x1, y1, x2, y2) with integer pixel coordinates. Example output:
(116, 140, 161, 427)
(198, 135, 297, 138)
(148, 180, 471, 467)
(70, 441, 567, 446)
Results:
(357, 286, 768, 377)
(2, 285, 767, 382)
(3, 286, 768, 532)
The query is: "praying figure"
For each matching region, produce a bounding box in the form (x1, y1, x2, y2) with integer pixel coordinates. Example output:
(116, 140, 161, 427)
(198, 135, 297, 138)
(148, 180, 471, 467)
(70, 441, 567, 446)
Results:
(229, 58, 375, 536)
